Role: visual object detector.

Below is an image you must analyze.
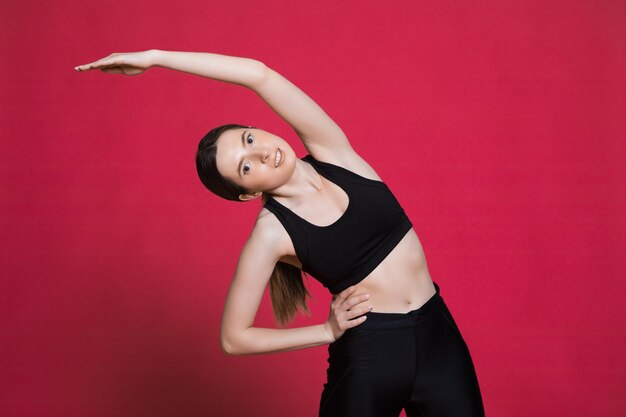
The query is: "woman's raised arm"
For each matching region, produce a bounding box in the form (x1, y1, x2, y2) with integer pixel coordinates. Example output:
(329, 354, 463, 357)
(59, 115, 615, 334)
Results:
(75, 49, 353, 157)
(75, 49, 266, 86)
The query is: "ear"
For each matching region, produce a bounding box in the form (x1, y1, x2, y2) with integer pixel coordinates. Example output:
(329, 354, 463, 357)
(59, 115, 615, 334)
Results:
(238, 191, 262, 201)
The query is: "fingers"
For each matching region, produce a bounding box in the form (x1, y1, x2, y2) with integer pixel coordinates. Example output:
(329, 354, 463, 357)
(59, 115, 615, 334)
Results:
(100, 66, 125, 75)
(74, 54, 119, 72)
(335, 285, 357, 304)
(341, 291, 370, 311)
(75, 60, 117, 72)
(343, 314, 368, 329)
(333, 286, 372, 314)
(335, 288, 373, 326)
(348, 301, 373, 317)
(327, 286, 375, 339)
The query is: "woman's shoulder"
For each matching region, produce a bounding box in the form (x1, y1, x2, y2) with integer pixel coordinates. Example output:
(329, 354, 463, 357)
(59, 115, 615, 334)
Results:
(253, 206, 285, 239)
(250, 205, 298, 257)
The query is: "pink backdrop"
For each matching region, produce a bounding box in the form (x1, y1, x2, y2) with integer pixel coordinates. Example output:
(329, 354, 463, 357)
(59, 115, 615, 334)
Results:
(2, 1, 625, 416)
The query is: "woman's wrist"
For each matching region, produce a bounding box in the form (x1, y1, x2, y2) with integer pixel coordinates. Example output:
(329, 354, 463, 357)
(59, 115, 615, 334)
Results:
(148, 49, 165, 68)
(323, 322, 336, 343)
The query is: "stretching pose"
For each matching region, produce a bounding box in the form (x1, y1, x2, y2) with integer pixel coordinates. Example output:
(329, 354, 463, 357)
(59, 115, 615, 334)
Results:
(75, 49, 485, 417)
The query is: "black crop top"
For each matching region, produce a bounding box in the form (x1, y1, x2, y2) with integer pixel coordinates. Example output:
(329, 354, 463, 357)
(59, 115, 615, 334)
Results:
(263, 154, 413, 295)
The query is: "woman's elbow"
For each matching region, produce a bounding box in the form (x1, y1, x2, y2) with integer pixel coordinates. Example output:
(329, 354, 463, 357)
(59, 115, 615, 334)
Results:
(247, 60, 271, 91)
(220, 335, 239, 355)
(220, 333, 252, 356)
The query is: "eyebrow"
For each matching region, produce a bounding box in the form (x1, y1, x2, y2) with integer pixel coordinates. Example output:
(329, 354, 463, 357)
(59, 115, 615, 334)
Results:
(237, 130, 247, 177)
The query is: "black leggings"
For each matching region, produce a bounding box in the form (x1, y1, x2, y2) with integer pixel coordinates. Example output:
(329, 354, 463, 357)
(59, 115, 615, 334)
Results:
(319, 282, 485, 417)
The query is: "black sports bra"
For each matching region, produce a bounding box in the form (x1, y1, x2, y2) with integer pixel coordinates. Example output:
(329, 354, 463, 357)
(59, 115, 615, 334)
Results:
(263, 154, 413, 294)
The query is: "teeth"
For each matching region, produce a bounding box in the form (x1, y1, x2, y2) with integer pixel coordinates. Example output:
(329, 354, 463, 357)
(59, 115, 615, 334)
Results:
(275, 149, 281, 167)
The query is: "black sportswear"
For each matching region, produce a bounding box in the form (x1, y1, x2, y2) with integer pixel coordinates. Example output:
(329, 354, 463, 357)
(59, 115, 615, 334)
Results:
(263, 153, 413, 294)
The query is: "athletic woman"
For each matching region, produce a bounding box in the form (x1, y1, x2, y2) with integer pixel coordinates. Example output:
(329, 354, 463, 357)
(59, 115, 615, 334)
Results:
(75, 49, 485, 417)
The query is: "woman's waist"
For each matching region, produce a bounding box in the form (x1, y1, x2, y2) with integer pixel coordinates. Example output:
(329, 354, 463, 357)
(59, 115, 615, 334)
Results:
(350, 268, 436, 314)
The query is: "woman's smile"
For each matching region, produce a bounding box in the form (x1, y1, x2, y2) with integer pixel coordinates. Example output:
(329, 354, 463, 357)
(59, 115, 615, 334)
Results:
(275, 148, 283, 167)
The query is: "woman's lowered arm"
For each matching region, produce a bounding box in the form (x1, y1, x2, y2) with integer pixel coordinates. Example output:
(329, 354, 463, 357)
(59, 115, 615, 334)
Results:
(220, 216, 370, 356)
(219, 217, 330, 356)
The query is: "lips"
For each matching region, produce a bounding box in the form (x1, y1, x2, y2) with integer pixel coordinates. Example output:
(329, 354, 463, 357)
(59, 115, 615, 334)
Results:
(274, 148, 283, 167)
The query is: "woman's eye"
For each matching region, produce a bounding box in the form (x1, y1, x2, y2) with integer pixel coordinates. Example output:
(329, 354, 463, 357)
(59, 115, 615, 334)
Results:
(242, 132, 254, 174)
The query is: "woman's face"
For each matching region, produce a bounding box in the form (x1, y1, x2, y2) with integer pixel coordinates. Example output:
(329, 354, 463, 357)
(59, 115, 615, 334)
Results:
(215, 127, 296, 200)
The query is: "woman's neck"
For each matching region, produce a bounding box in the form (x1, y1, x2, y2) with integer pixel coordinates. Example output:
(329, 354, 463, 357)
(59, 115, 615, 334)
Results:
(266, 159, 323, 204)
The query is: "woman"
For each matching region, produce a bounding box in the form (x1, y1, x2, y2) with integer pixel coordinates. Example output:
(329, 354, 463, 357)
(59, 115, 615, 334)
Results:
(75, 49, 485, 417)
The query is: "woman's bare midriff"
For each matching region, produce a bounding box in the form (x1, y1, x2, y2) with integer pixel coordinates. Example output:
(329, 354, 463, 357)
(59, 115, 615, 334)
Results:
(277, 225, 436, 314)
(344, 229, 436, 314)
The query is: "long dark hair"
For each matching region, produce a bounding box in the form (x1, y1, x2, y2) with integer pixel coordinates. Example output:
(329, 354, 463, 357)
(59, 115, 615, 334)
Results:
(196, 124, 312, 326)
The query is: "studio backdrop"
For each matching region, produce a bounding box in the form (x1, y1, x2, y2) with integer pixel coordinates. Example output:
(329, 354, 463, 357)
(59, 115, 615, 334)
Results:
(1, 1, 625, 416)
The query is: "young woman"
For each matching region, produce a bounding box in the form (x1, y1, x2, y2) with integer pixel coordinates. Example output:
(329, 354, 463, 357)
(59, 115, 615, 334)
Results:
(75, 49, 485, 417)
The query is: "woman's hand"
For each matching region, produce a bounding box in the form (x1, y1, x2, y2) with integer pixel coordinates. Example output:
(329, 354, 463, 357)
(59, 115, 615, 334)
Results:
(74, 50, 158, 75)
(324, 286, 373, 342)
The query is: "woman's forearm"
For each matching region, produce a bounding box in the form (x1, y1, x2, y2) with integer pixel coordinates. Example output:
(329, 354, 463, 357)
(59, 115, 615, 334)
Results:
(222, 323, 334, 356)
(151, 49, 267, 89)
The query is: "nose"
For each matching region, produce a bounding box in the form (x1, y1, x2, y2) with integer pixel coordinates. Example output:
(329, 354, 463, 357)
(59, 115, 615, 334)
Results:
(253, 147, 270, 163)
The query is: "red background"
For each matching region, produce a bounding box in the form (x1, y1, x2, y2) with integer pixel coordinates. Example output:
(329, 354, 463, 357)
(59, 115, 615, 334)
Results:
(2, 1, 625, 416)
